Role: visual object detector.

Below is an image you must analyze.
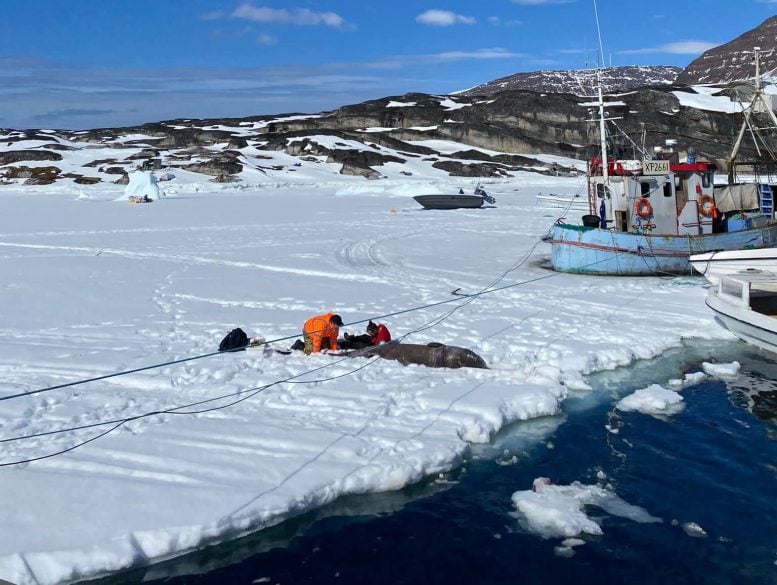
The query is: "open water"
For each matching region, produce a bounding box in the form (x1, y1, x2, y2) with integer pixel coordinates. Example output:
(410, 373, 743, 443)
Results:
(91, 340, 776, 585)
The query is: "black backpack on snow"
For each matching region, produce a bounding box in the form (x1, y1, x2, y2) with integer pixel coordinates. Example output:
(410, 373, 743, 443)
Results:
(219, 327, 248, 351)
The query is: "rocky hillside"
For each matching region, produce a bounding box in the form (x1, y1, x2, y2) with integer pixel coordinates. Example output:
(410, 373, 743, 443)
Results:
(460, 66, 681, 97)
(678, 16, 777, 84)
(0, 84, 763, 189)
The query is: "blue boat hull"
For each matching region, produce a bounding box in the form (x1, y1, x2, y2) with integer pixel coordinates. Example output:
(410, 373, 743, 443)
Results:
(550, 223, 777, 275)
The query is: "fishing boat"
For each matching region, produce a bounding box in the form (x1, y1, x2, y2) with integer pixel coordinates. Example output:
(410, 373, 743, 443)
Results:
(414, 186, 495, 210)
(690, 247, 777, 285)
(705, 272, 777, 354)
(549, 48, 777, 276)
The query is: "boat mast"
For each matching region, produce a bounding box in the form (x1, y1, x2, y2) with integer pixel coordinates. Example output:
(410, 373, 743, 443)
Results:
(593, 0, 608, 184)
(727, 47, 777, 183)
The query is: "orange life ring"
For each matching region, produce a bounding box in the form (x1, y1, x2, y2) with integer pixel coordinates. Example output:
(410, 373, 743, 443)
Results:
(635, 197, 652, 218)
(697, 194, 715, 217)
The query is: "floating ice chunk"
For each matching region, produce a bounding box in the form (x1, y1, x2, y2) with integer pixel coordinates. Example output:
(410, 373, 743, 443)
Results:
(554, 545, 576, 557)
(681, 521, 708, 538)
(511, 478, 661, 540)
(702, 361, 740, 377)
(616, 384, 684, 416)
(667, 371, 706, 388)
(683, 371, 707, 386)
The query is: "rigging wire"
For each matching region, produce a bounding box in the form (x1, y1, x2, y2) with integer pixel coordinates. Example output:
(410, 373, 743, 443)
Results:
(0, 230, 571, 465)
(0, 351, 385, 467)
(0, 257, 554, 435)
(0, 244, 567, 405)
(1, 161, 688, 464)
(0, 210, 657, 470)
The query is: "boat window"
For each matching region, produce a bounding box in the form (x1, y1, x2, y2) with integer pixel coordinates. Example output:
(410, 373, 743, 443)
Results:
(596, 183, 610, 199)
(721, 280, 744, 299)
(640, 181, 651, 197)
(675, 175, 684, 191)
(664, 181, 672, 197)
(702, 172, 711, 188)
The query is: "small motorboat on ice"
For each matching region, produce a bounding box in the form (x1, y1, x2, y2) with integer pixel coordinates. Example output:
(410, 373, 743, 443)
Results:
(414, 187, 495, 210)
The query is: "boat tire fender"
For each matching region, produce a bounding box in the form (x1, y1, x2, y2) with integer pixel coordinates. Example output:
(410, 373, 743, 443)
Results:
(697, 194, 715, 217)
(635, 197, 652, 218)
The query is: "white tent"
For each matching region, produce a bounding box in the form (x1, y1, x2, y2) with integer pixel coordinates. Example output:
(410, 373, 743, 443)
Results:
(116, 171, 163, 202)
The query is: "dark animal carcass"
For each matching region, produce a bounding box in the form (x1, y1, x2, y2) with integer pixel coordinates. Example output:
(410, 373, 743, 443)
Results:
(358, 342, 487, 369)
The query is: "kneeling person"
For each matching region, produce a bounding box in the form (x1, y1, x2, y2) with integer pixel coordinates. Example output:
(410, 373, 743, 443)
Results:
(303, 312, 344, 354)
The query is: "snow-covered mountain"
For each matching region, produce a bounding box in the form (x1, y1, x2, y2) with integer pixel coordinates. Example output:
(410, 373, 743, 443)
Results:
(459, 65, 682, 97)
(678, 16, 777, 84)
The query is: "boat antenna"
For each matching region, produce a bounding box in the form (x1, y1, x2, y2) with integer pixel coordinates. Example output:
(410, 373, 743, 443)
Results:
(593, 0, 608, 183)
(593, 0, 605, 69)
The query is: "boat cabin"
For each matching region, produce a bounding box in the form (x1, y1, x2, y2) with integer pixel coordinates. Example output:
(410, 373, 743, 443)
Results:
(588, 157, 719, 236)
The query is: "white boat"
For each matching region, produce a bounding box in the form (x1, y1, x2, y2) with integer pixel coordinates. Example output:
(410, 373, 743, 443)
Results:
(706, 272, 777, 354)
(690, 247, 777, 284)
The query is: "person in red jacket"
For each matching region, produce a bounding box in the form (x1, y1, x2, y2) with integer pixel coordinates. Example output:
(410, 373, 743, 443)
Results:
(302, 312, 344, 354)
(343, 320, 392, 349)
(366, 320, 391, 345)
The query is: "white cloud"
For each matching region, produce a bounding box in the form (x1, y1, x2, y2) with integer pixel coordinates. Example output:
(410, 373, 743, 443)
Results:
(618, 41, 717, 56)
(354, 48, 521, 70)
(487, 16, 523, 26)
(232, 3, 344, 27)
(208, 25, 254, 40)
(416, 10, 476, 26)
(428, 48, 520, 61)
(200, 9, 225, 21)
(257, 34, 278, 45)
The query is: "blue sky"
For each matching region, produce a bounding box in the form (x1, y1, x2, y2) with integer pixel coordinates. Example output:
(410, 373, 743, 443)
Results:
(2, 0, 776, 130)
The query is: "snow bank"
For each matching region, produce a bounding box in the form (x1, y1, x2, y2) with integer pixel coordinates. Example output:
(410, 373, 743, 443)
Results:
(0, 173, 733, 584)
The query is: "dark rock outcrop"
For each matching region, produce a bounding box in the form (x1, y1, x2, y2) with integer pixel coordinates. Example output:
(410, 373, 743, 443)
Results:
(431, 161, 508, 178)
(5, 165, 60, 180)
(125, 148, 160, 161)
(0, 150, 63, 164)
(21, 166, 60, 185)
(182, 151, 243, 176)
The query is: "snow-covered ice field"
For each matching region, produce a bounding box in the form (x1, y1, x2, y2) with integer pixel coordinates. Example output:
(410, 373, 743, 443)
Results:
(0, 171, 737, 585)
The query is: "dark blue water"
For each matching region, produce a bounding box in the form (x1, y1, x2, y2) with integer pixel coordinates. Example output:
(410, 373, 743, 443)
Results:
(92, 341, 777, 585)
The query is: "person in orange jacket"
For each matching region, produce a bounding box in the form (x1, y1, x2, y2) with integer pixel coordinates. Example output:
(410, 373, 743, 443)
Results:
(302, 312, 344, 354)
